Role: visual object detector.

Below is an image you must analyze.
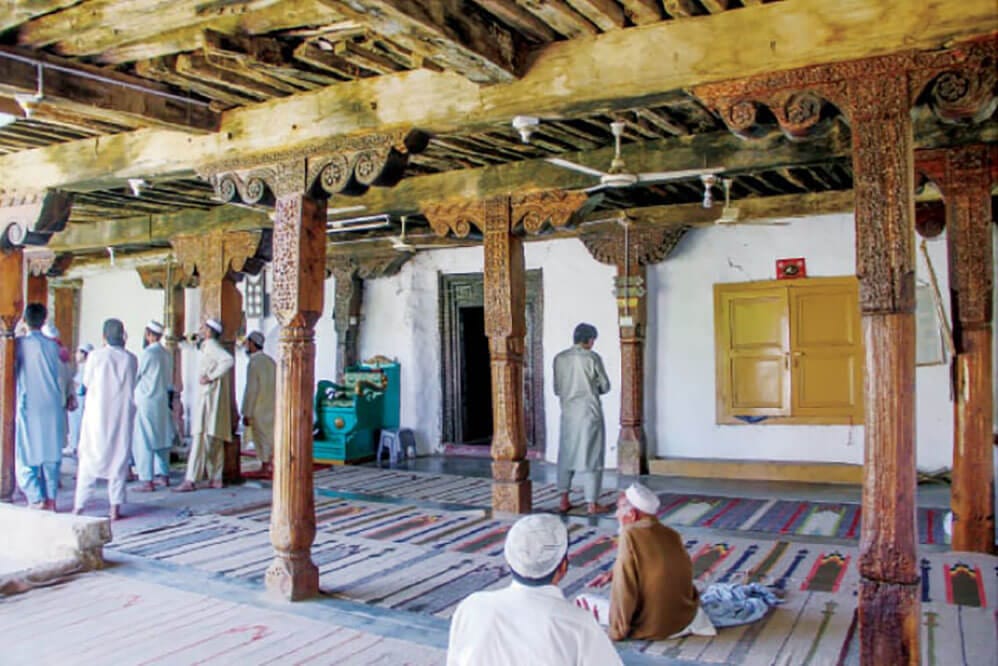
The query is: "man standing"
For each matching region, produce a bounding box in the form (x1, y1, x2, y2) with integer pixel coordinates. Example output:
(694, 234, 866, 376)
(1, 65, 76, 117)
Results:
(64, 343, 94, 456)
(74, 319, 138, 521)
(554, 322, 612, 514)
(448, 514, 622, 666)
(15, 303, 71, 510)
(175, 318, 234, 492)
(241, 331, 276, 479)
(131, 321, 173, 492)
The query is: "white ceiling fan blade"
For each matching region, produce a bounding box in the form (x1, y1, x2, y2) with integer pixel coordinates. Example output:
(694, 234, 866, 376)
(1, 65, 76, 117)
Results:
(636, 167, 726, 184)
(545, 157, 608, 178)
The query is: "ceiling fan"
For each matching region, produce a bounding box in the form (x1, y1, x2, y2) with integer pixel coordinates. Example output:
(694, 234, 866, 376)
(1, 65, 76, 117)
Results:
(708, 177, 788, 227)
(545, 120, 725, 193)
(390, 215, 443, 253)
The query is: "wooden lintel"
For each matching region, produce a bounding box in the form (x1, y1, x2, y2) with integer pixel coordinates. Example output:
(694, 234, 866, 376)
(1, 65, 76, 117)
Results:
(1, 0, 994, 191)
(0, 47, 219, 132)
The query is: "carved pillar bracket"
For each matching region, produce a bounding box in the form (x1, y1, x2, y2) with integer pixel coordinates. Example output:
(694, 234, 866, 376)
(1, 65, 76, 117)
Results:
(581, 222, 689, 476)
(425, 199, 487, 238)
(512, 190, 591, 235)
(917, 145, 996, 555)
(0, 190, 73, 250)
(0, 248, 24, 502)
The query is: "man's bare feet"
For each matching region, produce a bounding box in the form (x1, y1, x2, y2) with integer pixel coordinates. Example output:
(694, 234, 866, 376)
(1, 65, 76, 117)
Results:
(172, 481, 197, 493)
(559, 493, 572, 514)
(109, 505, 122, 521)
(28, 501, 46, 510)
(587, 503, 613, 515)
(156, 475, 171, 488)
(132, 481, 156, 493)
(43, 499, 56, 512)
(209, 480, 224, 489)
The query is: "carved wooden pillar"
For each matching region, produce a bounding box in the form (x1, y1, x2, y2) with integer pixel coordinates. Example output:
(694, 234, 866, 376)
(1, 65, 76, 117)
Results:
(51, 279, 81, 360)
(24, 248, 56, 308)
(172, 230, 265, 485)
(427, 190, 589, 513)
(581, 221, 689, 476)
(918, 145, 997, 554)
(848, 74, 921, 666)
(0, 247, 23, 502)
(331, 265, 363, 379)
(137, 262, 195, 443)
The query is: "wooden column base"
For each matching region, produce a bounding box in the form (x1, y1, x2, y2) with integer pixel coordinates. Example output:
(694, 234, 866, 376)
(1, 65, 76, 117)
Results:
(617, 427, 646, 476)
(223, 435, 242, 486)
(858, 579, 920, 665)
(492, 460, 531, 514)
(265, 551, 320, 601)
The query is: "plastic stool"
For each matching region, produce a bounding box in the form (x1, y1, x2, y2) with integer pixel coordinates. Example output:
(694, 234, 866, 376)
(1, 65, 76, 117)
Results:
(377, 428, 414, 466)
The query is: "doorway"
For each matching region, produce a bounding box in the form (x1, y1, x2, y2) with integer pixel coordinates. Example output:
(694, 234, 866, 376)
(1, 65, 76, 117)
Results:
(440, 271, 545, 453)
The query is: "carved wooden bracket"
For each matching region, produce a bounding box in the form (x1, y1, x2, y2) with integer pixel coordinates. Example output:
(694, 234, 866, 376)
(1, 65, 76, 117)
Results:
(326, 249, 413, 281)
(171, 229, 266, 285)
(136, 263, 199, 290)
(24, 248, 71, 278)
(425, 190, 592, 238)
(694, 35, 997, 138)
(0, 191, 73, 249)
(580, 223, 689, 266)
(200, 129, 429, 202)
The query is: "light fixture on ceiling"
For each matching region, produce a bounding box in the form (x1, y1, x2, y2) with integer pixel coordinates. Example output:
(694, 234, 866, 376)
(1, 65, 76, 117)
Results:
(127, 178, 148, 197)
(326, 213, 392, 234)
(512, 115, 539, 144)
(107, 246, 116, 266)
(700, 174, 716, 209)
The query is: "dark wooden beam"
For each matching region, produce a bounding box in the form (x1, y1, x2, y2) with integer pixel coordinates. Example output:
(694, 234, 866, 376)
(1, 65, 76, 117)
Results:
(324, 0, 524, 83)
(0, 48, 219, 132)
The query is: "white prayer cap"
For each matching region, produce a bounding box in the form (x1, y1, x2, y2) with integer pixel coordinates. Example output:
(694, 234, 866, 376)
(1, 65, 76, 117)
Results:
(247, 331, 265, 347)
(204, 318, 223, 335)
(625, 482, 660, 515)
(503, 514, 568, 579)
(146, 320, 164, 335)
(78, 342, 94, 354)
(42, 323, 60, 339)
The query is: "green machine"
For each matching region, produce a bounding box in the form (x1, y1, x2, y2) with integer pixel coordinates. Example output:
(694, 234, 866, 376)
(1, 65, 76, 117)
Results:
(313, 358, 400, 464)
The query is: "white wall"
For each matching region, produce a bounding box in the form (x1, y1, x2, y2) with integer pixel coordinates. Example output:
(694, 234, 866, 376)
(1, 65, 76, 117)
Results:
(72, 212, 986, 472)
(649, 213, 955, 471)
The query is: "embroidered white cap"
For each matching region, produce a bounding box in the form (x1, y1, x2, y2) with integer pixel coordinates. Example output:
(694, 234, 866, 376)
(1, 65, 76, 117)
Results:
(503, 514, 568, 579)
(625, 482, 661, 515)
(146, 320, 164, 335)
(247, 331, 265, 347)
(204, 318, 223, 335)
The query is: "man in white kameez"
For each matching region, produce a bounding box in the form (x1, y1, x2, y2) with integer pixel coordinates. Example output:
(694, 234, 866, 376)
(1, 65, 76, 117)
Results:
(241, 331, 276, 480)
(131, 321, 173, 492)
(15, 304, 71, 511)
(74, 318, 137, 521)
(447, 514, 622, 666)
(174, 318, 234, 492)
(554, 322, 612, 515)
(64, 343, 94, 456)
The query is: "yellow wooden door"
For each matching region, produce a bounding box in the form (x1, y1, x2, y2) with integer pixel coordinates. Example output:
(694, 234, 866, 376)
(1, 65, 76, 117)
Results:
(715, 284, 790, 417)
(789, 278, 863, 420)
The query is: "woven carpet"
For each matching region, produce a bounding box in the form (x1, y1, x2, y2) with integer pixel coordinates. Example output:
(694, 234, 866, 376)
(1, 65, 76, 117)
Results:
(110, 493, 997, 665)
(312, 466, 951, 545)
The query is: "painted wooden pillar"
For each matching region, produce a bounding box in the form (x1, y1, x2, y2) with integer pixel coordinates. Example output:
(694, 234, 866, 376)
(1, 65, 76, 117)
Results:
(483, 196, 531, 514)
(849, 74, 920, 665)
(172, 230, 264, 486)
(26, 274, 47, 307)
(0, 248, 23, 502)
(51, 279, 81, 361)
(918, 145, 996, 554)
(265, 191, 326, 600)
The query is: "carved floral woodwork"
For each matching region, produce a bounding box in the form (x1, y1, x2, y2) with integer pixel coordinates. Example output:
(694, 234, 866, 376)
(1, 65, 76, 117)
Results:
(694, 35, 998, 140)
(136, 263, 198, 290)
(200, 130, 428, 204)
(580, 223, 688, 267)
(425, 190, 591, 238)
(0, 191, 73, 249)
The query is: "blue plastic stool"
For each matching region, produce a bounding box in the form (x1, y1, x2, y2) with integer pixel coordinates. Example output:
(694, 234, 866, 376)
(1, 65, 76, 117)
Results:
(377, 428, 415, 466)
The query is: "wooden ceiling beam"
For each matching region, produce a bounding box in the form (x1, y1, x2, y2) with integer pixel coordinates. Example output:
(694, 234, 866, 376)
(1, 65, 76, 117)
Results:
(616, 0, 661, 25)
(0, 0, 995, 191)
(0, 47, 219, 132)
(564, 0, 626, 31)
(0, 0, 80, 34)
(469, 0, 559, 43)
(324, 0, 524, 84)
(515, 0, 598, 38)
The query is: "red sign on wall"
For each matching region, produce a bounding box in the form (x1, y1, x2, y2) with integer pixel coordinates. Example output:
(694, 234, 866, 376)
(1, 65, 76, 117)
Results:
(776, 257, 807, 280)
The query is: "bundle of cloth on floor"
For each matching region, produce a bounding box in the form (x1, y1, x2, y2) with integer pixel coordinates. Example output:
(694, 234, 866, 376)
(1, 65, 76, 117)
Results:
(700, 582, 784, 628)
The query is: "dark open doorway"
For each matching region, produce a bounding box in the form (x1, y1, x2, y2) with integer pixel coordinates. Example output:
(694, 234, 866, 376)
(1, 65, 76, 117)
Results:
(440, 271, 545, 453)
(459, 306, 492, 444)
